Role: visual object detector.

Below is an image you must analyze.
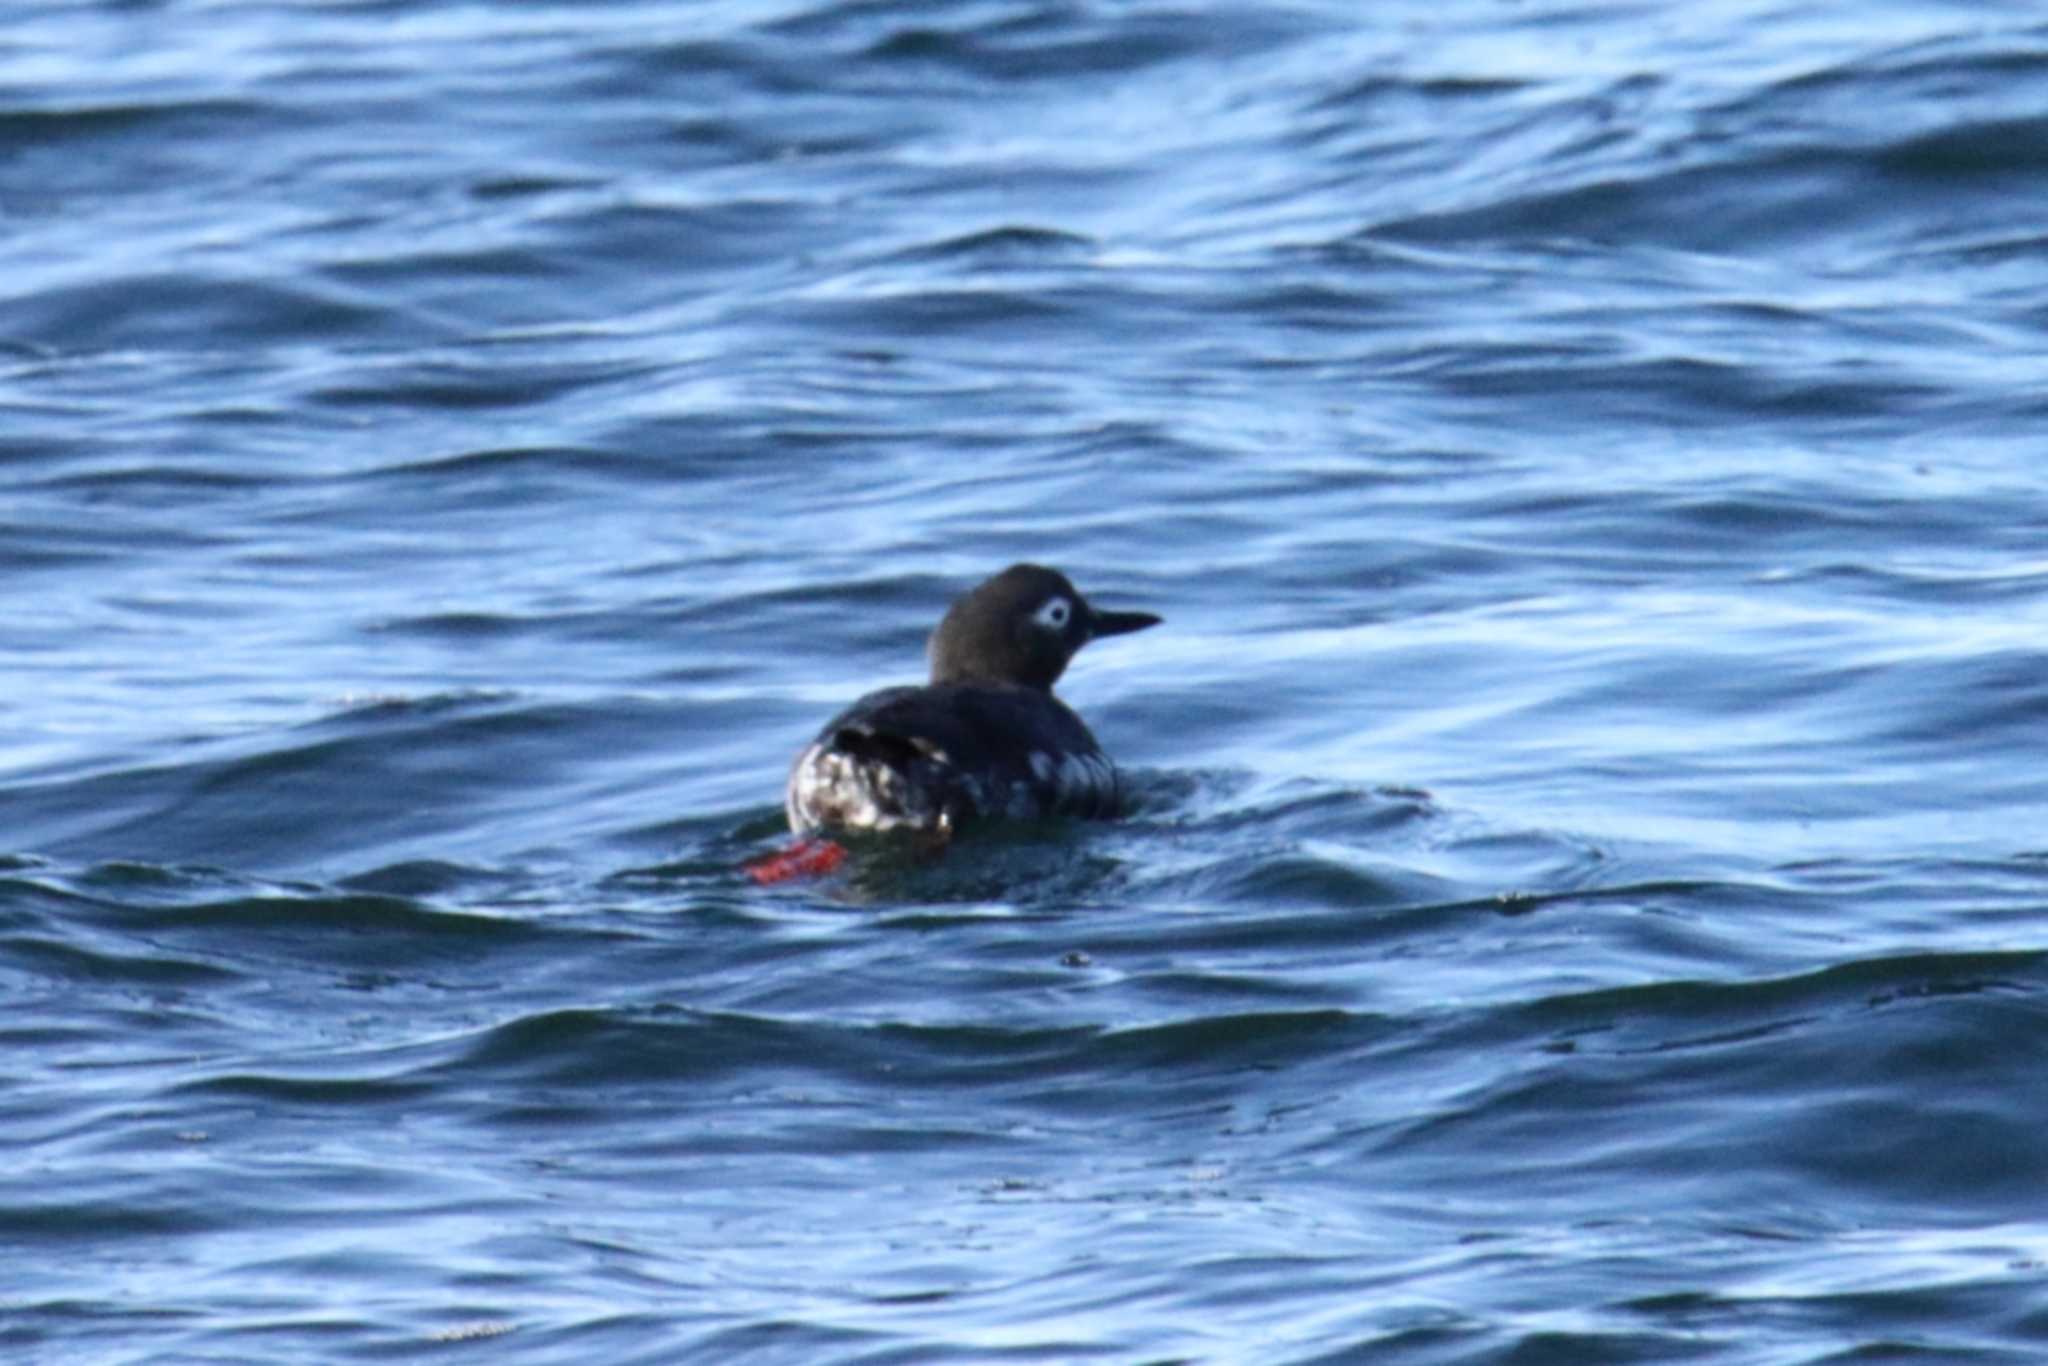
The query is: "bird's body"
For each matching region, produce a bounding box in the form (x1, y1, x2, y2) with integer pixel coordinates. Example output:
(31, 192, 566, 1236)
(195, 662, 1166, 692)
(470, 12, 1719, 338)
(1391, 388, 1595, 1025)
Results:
(784, 564, 1160, 839)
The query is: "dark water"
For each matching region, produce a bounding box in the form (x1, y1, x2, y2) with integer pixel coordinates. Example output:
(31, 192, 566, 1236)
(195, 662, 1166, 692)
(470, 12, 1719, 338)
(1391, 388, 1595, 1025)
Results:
(8, 1, 2048, 1360)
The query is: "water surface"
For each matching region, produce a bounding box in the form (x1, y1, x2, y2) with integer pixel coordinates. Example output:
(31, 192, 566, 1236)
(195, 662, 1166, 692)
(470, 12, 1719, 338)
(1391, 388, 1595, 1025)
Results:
(7, 1, 2048, 1360)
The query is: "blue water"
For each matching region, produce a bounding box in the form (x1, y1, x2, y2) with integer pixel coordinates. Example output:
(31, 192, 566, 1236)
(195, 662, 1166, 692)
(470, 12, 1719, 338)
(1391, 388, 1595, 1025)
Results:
(8, 1, 2048, 1360)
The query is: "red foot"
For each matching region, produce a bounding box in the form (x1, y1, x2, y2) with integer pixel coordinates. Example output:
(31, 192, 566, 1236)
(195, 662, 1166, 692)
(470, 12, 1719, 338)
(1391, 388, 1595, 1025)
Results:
(745, 837, 848, 885)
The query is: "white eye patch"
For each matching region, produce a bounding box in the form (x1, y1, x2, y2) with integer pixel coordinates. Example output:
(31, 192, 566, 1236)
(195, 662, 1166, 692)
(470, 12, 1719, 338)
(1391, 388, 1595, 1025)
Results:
(1032, 596, 1074, 631)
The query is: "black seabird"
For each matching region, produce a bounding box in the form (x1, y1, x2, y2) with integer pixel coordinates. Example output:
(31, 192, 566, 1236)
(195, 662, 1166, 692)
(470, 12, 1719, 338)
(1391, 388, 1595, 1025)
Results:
(785, 563, 1161, 839)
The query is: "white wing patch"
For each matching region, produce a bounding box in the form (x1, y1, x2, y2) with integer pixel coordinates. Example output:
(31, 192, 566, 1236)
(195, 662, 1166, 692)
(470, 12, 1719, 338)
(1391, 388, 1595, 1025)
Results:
(788, 732, 1122, 833)
(1058, 752, 1117, 808)
(788, 742, 934, 833)
(1019, 748, 1120, 817)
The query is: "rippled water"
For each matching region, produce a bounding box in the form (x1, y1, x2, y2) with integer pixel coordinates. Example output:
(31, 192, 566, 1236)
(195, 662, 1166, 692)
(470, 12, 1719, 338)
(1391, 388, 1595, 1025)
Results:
(9, 1, 2048, 1360)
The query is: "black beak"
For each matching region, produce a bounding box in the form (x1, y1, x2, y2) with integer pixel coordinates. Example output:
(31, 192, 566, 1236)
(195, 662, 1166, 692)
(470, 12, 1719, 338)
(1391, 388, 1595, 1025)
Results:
(1089, 607, 1163, 639)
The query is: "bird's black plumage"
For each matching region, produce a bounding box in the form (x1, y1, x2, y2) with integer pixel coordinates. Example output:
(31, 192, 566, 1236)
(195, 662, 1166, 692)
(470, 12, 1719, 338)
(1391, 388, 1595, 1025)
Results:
(785, 564, 1161, 838)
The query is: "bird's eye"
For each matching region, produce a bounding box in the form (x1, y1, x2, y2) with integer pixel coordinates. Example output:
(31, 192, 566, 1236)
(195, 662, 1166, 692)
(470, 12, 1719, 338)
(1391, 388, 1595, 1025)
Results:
(1033, 597, 1073, 631)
